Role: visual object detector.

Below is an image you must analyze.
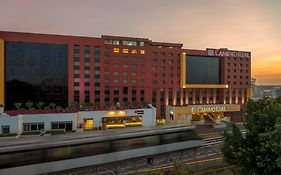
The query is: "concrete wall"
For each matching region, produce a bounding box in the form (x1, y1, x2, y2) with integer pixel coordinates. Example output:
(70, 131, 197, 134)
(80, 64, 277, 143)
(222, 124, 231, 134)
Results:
(77, 111, 103, 128)
(78, 106, 156, 128)
(0, 114, 20, 134)
(21, 113, 77, 131)
(0, 107, 156, 134)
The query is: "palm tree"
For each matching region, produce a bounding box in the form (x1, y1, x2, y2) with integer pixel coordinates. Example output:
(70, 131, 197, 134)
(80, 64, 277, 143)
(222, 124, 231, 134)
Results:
(36, 101, 44, 110)
(49, 103, 56, 110)
(68, 101, 78, 109)
(80, 103, 90, 110)
(14, 103, 22, 111)
(25, 101, 33, 110)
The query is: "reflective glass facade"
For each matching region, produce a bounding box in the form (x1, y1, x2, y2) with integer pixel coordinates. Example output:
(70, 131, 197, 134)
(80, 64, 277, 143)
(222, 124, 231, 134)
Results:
(5, 42, 68, 109)
(186, 56, 220, 84)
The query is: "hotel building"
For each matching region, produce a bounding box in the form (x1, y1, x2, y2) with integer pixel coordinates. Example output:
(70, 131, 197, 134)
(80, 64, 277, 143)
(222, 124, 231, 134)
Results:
(0, 31, 251, 123)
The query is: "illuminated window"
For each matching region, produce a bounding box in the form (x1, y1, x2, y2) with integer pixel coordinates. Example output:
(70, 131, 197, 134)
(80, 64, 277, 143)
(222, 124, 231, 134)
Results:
(113, 48, 119, 53)
(132, 49, 137, 54)
(140, 50, 145, 54)
(140, 42, 144, 47)
(123, 49, 129, 54)
(84, 119, 93, 129)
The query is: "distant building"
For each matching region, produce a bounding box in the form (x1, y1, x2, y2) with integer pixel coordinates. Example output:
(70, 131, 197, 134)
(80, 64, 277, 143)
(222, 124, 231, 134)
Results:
(251, 78, 281, 99)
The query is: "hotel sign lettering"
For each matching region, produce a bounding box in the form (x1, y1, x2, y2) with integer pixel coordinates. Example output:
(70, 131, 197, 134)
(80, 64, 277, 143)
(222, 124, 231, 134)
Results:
(191, 106, 226, 113)
(207, 49, 250, 58)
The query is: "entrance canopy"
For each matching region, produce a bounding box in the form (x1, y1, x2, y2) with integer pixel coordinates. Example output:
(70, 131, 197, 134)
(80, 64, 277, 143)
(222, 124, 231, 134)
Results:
(168, 104, 240, 116)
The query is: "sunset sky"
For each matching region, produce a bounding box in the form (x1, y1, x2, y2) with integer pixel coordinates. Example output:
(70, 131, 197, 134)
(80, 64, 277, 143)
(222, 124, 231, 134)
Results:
(0, 0, 280, 85)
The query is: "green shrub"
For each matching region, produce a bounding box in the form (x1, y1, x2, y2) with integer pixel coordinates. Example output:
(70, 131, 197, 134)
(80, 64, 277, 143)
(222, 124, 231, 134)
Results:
(22, 131, 41, 135)
(0, 133, 17, 137)
(46, 129, 65, 135)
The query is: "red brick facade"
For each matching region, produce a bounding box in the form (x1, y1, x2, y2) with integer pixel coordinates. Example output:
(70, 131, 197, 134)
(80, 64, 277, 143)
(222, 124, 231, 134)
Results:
(0, 31, 251, 121)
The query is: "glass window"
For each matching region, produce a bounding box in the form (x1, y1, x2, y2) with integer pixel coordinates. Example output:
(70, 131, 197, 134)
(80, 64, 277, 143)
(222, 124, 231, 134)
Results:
(105, 40, 119, 45)
(123, 49, 129, 54)
(186, 56, 220, 84)
(123, 40, 137, 46)
(5, 42, 68, 109)
(59, 123, 65, 129)
(132, 50, 137, 54)
(140, 42, 145, 47)
(113, 48, 119, 53)
(2, 126, 10, 134)
(31, 124, 37, 131)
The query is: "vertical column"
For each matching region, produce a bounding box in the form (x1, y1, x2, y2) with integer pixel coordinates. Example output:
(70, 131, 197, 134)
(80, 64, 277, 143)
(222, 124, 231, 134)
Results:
(192, 89, 196, 104)
(110, 88, 114, 104)
(128, 86, 132, 104)
(90, 46, 95, 103)
(119, 87, 123, 104)
(241, 88, 245, 104)
(165, 88, 169, 106)
(79, 45, 85, 104)
(136, 87, 141, 103)
(0, 39, 4, 105)
(206, 89, 209, 104)
(213, 89, 217, 104)
(144, 88, 152, 104)
(185, 88, 189, 105)
(223, 89, 226, 104)
(180, 88, 183, 106)
(199, 89, 203, 104)
(235, 88, 239, 104)
(229, 88, 232, 104)
(156, 88, 161, 117)
(173, 88, 177, 106)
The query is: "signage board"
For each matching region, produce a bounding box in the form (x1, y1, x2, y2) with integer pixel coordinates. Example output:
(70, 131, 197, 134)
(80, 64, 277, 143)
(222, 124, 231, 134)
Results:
(191, 106, 226, 113)
(207, 49, 250, 58)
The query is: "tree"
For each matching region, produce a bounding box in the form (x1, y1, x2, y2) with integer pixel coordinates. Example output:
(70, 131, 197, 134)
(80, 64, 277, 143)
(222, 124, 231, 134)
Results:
(25, 101, 33, 110)
(68, 101, 78, 109)
(14, 103, 22, 111)
(80, 102, 90, 109)
(222, 97, 281, 175)
(49, 103, 56, 110)
(36, 101, 44, 110)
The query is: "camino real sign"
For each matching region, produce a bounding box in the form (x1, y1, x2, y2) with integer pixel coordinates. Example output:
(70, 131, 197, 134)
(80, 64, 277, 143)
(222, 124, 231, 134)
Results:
(191, 106, 226, 113)
(207, 48, 250, 58)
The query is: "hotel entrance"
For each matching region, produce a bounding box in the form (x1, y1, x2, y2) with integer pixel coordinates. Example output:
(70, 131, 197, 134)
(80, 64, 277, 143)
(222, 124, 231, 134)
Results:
(192, 112, 225, 124)
(167, 104, 240, 125)
(102, 116, 143, 129)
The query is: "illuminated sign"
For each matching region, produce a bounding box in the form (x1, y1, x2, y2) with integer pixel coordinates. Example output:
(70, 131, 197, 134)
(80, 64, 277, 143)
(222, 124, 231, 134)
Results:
(207, 49, 250, 58)
(191, 106, 226, 113)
